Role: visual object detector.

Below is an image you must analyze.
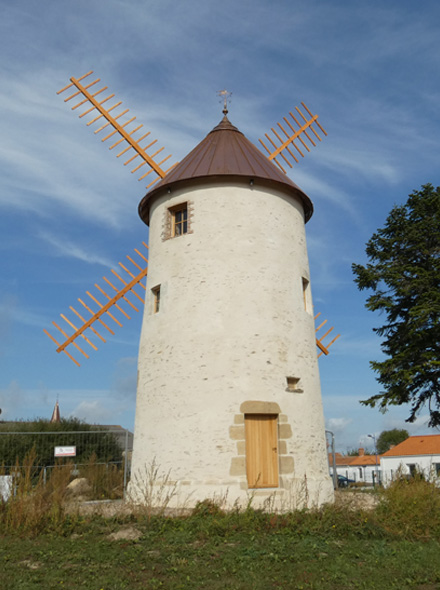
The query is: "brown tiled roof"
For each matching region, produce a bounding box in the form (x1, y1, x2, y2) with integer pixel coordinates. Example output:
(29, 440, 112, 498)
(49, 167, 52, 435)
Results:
(382, 435, 440, 457)
(350, 454, 381, 466)
(138, 115, 313, 225)
(328, 453, 358, 466)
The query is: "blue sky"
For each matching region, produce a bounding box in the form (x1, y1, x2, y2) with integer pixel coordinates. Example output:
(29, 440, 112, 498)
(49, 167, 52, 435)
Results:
(1, 0, 439, 451)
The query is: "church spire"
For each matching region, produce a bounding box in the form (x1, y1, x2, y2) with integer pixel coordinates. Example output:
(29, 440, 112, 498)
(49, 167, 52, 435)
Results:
(50, 400, 61, 423)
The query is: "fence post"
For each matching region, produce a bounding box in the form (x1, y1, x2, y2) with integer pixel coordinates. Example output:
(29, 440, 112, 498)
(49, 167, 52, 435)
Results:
(123, 429, 129, 499)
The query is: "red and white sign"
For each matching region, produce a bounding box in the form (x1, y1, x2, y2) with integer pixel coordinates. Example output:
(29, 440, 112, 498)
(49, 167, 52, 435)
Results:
(54, 446, 76, 457)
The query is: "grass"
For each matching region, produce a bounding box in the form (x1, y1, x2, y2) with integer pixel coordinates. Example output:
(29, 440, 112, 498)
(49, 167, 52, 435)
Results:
(1, 511, 440, 589)
(1, 460, 440, 589)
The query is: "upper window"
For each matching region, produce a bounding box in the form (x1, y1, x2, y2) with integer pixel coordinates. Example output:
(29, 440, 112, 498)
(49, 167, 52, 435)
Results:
(163, 201, 192, 241)
(171, 204, 188, 237)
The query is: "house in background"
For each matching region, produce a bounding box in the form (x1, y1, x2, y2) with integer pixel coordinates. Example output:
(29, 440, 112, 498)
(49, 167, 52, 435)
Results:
(349, 450, 380, 485)
(380, 435, 440, 486)
(328, 452, 356, 481)
(329, 448, 381, 485)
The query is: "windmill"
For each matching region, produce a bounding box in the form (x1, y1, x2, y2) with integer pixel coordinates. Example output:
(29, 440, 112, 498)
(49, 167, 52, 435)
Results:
(45, 72, 339, 366)
(46, 71, 340, 509)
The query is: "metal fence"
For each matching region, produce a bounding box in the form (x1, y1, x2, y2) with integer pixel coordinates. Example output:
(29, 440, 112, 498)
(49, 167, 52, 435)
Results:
(0, 429, 132, 500)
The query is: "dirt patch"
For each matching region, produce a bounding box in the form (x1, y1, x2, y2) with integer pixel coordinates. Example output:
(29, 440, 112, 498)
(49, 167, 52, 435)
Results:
(335, 490, 379, 510)
(107, 526, 143, 541)
(21, 560, 42, 570)
(66, 499, 132, 517)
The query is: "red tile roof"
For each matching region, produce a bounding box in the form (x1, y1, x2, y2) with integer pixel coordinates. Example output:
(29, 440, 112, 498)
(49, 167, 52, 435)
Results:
(349, 454, 381, 466)
(328, 454, 359, 466)
(382, 435, 440, 457)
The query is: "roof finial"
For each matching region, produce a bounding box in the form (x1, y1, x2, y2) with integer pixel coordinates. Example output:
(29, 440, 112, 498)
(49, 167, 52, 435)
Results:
(217, 89, 232, 116)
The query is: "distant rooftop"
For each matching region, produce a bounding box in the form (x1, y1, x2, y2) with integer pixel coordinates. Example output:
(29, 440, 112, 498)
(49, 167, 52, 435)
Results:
(382, 435, 440, 457)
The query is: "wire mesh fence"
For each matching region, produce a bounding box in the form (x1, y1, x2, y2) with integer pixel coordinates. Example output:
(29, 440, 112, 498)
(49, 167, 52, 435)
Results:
(0, 429, 132, 500)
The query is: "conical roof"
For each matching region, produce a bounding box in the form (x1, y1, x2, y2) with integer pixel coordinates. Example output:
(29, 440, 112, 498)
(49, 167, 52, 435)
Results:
(138, 115, 313, 224)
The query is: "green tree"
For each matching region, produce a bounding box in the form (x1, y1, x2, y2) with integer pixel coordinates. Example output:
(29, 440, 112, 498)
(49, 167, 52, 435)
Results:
(352, 184, 440, 426)
(346, 448, 372, 456)
(376, 428, 409, 454)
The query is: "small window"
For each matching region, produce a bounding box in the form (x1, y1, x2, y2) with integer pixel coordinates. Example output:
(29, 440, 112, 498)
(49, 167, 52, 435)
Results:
(435, 463, 440, 476)
(286, 376, 303, 393)
(171, 204, 188, 237)
(152, 285, 160, 313)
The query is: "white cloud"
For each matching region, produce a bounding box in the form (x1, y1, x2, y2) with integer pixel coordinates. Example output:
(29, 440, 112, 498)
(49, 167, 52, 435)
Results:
(70, 400, 114, 424)
(326, 417, 352, 434)
(0, 295, 49, 330)
(0, 381, 24, 418)
(38, 231, 114, 267)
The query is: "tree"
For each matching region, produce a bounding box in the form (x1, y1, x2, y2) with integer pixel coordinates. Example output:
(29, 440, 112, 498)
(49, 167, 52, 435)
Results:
(352, 184, 440, 426)
(376, 429, 409, 454)
(346, 448, 372, 456)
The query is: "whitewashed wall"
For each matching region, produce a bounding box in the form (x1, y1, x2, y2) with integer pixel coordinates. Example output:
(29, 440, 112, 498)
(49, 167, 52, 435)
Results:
(129, 179, 333, 510)
(380, 454, 440, 486)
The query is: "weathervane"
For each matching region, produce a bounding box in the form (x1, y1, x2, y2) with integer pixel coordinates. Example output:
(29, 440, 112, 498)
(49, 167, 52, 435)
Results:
(217, 89, 232, 115)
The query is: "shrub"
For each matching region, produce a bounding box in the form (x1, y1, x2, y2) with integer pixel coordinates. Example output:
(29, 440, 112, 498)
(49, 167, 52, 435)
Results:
(376, 474, 440, 540)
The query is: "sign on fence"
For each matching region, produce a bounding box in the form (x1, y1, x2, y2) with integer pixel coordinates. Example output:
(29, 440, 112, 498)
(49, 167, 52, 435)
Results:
(54, 446, 77, 457)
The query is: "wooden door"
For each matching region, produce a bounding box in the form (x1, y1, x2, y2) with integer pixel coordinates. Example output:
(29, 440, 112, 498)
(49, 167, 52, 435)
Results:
(245, 414, 279, 488)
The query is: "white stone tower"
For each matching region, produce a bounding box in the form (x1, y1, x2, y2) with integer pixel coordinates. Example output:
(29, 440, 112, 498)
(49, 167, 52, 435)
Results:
(129, 114, 334, 510)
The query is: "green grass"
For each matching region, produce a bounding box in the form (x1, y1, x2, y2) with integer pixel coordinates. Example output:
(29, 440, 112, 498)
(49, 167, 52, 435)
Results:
(1, 463, 440, 589)
(1, 513, 440, 589)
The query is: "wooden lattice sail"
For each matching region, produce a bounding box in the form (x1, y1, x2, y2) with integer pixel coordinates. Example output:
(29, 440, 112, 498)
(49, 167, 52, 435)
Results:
(258, 103, 327, 173)
(57, 71, 178, 189)
(46, 71, 339, 365)
(315, 313, 340, 358)
(44, 244, 149, 366)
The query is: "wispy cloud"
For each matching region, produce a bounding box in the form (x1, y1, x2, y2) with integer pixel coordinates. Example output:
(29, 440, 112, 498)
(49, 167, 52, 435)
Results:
(0, 295, 48, 330)
(70, 400, 115, 424)
(326, 417, 353, 434)
(38, 231, 114, 267)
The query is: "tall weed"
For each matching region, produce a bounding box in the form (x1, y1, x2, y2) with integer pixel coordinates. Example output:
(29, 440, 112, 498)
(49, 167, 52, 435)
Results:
(0, 449, 72, 534)
(128, 459, 179, 520)
(376, 475, 440, 540)
(78, 452, 124, 500)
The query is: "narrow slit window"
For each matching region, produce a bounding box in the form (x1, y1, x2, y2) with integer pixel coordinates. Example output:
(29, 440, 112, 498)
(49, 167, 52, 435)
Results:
(302, 277, 311, 313)
(152, 285, 160, 313)
(171, 204, 188, 237)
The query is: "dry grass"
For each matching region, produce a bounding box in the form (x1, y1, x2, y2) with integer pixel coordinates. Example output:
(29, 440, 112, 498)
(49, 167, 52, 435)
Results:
(0, 448, 72, 533)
